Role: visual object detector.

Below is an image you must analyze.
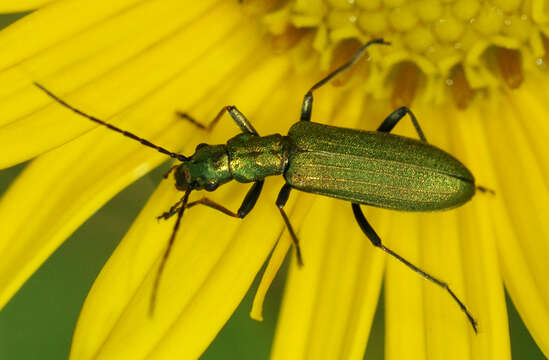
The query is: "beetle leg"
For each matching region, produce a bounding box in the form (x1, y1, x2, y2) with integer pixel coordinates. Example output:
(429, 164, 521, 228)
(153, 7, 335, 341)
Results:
(151, 182, 263, 311)
(351, 203, 478, 332)
(276, 184, 304, 266)
(186, 181, 264, 218)
(299, 39, 390, 122)
(378, 106, 427, 142)
(235, 180, 264, 217)
(159, 181, 264, 220)
(176, 105, 258, 135)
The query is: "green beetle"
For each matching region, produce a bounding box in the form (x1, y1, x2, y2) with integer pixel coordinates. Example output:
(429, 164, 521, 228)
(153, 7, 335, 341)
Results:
(35, 38, 484, 332)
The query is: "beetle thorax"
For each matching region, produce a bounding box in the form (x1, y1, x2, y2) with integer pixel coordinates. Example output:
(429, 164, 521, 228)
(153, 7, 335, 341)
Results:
(174, 143, 232, 191)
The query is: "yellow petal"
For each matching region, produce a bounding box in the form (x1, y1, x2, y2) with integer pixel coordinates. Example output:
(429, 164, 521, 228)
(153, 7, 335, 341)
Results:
(0, 3, 280, 308)
(478, 81, 549, 356)
(70, 173, 286, 359)
(451, 101, 515, 359)
(449, 102, 514, 359)
(70, 43, 299, 358)
(271, 90, 387, 359)
(0, 118, 188, 310)
(0, 0, 142, 71)
(272, 197, 386, 359)
(0, 1, 54, 12)
(0, 0, 241, 168)
(381, 102, 512, 359)
(250, 230, 291, 322)
(2, 1, 548, 359)
(384, 213, 427, 359)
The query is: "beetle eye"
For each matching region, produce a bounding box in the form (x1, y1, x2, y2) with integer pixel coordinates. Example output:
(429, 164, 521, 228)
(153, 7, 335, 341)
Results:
(205, 182, 218, 192)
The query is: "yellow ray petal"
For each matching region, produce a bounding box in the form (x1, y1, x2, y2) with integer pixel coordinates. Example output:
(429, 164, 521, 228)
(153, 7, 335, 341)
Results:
(451, 102, 513, 359)
(0, 1, 52, 12)
(0, 2, 292, 310)
(250, 193, 315, 322)
(384, 212, 427, 359)
(2, 1, 547, 359)
(0, 0, 221, 102)
(378, 108, 428, 358)
(419, 110, 473, 358)
(69, 49, 298, 358)
(507, 77, 549, 181)
(476, 86, 549, 356)
(249, 78, 373, 323)
(383, 102, 512, 359)
(0, 0, 141, 70)
(271, 91, 387, 359)
(250, 230, 291, 322)
(373, 104, 418, 358)
(0, 117, 187, 310)
(421, 211, 473, 357)
(457, 199, 510, 360)
(0, 0, 246, 168)
(271, 197, 386, 360)
(70, 170, 286, 359)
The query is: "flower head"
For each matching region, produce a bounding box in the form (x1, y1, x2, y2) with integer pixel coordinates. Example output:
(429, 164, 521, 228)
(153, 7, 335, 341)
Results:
(0, 0, 548, 359)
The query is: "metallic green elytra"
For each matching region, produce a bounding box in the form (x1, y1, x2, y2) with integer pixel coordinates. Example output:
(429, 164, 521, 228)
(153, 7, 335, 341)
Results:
(34, 38, 485, 333)
(285, 121, 475, 211)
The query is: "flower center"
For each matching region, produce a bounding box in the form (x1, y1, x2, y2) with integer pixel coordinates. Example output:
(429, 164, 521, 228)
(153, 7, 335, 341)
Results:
(252, 0, 549, 108)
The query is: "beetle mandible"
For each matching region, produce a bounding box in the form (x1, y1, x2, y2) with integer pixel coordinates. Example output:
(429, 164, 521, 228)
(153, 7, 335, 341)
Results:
(35, 38, 488, 332)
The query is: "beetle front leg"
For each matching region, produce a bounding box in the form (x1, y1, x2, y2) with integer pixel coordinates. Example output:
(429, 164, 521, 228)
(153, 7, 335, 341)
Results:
(351, 203, 478, 332)
(276, 184, 304, 266)
(176, 105, 258, 135)
(299, 39, 390, 122)
(158, 181, 264, 220)
(378, 106, 426, 142)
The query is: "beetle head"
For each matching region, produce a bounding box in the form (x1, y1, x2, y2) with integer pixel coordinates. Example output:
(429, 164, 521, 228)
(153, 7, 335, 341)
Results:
(173, 143, 232, 191)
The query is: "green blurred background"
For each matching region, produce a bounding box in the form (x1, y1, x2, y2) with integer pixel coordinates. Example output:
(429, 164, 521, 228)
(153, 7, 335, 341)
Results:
(0, 12, 545, 360)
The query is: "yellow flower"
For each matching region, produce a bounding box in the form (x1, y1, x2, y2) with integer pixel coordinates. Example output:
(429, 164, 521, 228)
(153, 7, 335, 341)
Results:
(0, 0, 548, 359)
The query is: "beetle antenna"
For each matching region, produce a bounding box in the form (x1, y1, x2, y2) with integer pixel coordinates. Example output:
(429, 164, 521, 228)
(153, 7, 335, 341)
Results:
(149, 188, 192, 316)
(34, 82, 189, 162)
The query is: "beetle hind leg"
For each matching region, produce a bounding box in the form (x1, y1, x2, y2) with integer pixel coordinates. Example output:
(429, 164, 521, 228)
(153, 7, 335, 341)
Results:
(351, 203, 478, 333)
